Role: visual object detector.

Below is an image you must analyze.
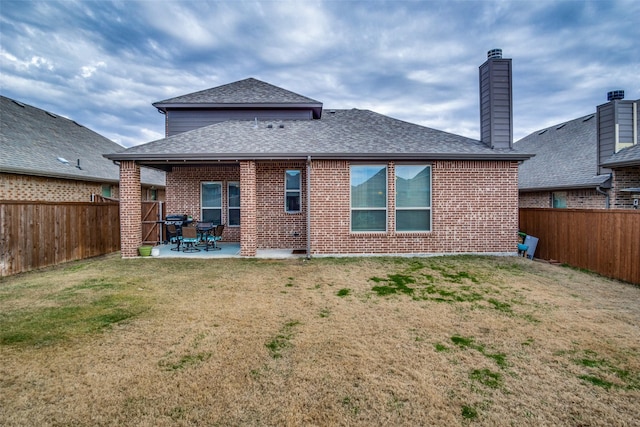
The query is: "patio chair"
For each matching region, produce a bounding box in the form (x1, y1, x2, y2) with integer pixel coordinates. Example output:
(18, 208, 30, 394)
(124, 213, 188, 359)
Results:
(167, 224, 182, 251)
(204, 224, 224, 251)
(181, 226, 200, 252)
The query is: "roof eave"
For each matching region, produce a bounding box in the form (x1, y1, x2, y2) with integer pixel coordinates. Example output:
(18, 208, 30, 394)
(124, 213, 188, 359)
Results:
(105, 152, 534, 163)
(153, 102, 323, 111)
(599, 159, 640, 168)
(519, 182, 611, 192)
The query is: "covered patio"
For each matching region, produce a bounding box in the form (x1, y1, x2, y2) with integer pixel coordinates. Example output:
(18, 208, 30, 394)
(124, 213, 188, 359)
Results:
(148, 242, 304, 259)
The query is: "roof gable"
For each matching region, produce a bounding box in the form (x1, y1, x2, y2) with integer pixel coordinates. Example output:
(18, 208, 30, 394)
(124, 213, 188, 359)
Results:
(153, 78, 322, 106)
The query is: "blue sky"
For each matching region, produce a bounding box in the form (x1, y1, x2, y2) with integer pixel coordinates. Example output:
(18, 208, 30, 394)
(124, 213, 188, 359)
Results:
(1, 0, 639, 148)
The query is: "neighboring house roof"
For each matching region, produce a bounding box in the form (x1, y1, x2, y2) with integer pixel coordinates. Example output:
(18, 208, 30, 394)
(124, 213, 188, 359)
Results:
(515, 113, 610, 192)
(0, 95, 165, 187)
(153, 78, 323, 118)
(600, 143, 640, 168)
(106, 108, 532, 167)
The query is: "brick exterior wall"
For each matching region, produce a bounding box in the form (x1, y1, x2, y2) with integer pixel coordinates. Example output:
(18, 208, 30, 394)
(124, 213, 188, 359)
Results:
(0, 173, 109, 202)
(309, 160, 519, 255)
(165, 165, 241, 243)
(240, 161, 257, 256)
(519, 189, 608, 209)
(119, 161, 142, 257)
(160, 159, 521, 256)
(611, 166, 640, 209)
(256, 162, 307, 249)
(0, 172, 163, 202)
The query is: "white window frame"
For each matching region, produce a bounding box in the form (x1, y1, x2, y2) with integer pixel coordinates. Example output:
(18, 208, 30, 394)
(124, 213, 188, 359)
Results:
(201, 181, 222, 223)
(395, 164, 432, 232)
(285, 170, 302, 213)
(228, 181, 240, 227)
(350, 164, 388, 233)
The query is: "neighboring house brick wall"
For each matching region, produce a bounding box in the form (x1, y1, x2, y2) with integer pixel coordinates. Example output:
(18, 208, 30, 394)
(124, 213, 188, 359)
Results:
(611, 166, 640, 209)
(0, 172, 163, 202)
(119, 161, 142, 258)
(0, 172, 105, 202)
(519, 192, 550, 208)
(309, 160, 519, 255)
(519, 189, 608, 209)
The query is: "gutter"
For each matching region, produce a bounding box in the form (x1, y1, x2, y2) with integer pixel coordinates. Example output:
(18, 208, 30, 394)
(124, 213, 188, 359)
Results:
(104, 151, 534, 163)
(306, 156, 312, 260)
(595, 185, 610, 209)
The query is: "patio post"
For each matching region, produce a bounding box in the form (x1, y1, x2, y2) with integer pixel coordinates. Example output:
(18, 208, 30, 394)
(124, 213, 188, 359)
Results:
(119, 160, 142, 257)
(240, 160, 257, 256)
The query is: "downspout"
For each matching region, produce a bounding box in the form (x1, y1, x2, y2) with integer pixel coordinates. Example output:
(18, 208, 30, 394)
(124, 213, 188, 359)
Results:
(306, 156, 312, 259)
(596, 185, 610, 209)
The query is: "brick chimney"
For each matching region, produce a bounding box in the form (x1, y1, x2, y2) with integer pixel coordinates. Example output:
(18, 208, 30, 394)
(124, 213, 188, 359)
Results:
(479, 49, 513, 149)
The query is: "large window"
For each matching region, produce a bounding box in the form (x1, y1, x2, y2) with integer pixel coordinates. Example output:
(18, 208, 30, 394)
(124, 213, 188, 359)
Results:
(228, 182, 240, 226)
(201, 182, 222, 223)
(285, 170, 301, 213)
(395, 165, 431, 232)
(351, 165, 387, 232)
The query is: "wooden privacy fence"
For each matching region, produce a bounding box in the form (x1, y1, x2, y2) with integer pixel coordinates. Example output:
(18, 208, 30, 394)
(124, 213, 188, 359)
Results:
(0, 201, 120, 277)
(519, 208, 640, 285)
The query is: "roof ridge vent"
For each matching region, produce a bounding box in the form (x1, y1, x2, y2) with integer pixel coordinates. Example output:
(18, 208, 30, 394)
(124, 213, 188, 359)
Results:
(12, 99, 25, 108)
(487, 48, 502, 59)
(607, 90, 624, 101)
(46, 111, 58, 118)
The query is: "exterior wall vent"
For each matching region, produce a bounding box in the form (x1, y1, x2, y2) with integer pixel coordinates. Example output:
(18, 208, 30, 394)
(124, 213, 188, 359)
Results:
(607, 90, 624, 101)
(487, 49, 502, 59)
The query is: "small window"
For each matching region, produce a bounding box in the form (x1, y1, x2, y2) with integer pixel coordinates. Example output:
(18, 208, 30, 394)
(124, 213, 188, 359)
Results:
(351, 165, 387, 232)
(285, 170, 301, 213)
(396, 165, 431, 232)
(101, 185, 111, 197)
(201, 182, 222, 223)
(228, 182, 240, 227)
(149, 188, 158, 201)
(552, 192, 567, 208)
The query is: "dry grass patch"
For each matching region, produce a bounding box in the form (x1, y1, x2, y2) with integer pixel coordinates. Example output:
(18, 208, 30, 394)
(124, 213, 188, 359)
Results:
(1, 254, 639, 426)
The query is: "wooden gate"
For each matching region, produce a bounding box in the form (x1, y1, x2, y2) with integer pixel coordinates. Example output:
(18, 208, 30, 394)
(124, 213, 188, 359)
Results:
(141, 201, 165, 245)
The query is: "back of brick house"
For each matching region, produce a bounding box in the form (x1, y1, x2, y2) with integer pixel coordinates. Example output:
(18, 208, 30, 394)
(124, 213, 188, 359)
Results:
(516, 91, 640, 210)
(107, 50, 533, 258)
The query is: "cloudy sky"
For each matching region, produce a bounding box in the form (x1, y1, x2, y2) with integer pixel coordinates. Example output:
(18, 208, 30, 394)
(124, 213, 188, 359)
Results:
(1, 0, 639, 148)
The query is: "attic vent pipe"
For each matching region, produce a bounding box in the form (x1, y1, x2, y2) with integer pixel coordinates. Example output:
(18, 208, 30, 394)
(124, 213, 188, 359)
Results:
(487, 48, 502, 59)
(607, 90, 624, 101)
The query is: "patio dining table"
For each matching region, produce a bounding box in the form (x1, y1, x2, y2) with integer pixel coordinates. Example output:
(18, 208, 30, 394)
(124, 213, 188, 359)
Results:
(195, 222, 220, 251)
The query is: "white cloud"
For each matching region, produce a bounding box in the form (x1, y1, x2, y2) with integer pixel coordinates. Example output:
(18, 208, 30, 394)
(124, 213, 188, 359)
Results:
(80, 61, 106, 78)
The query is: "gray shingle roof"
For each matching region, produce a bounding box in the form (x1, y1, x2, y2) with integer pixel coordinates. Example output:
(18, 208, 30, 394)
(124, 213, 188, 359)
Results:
(0, 95, 165, 186)
(600, 143, 640, 167)
(515, 113, 610, 191)
(106, 108, 532, 163)
(153, 78, 322, 106)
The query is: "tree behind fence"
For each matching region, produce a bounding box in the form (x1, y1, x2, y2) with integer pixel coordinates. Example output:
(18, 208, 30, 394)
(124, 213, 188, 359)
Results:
(519, 208, 640, 285)
(0, 201, 120, 277)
